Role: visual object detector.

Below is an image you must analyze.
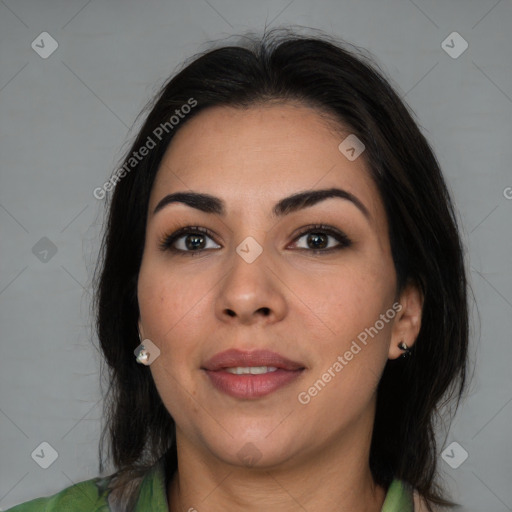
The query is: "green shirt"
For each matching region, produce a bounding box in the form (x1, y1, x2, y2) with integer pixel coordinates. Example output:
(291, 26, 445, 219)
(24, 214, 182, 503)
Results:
(5, 458, 415, 511)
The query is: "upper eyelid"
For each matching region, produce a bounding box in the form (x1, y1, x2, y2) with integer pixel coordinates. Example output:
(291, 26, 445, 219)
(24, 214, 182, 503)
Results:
(166, 225, 345, 241)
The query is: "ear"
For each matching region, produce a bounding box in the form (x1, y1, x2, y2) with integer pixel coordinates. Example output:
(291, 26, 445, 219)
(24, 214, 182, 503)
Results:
(389, 280, 423, 360)
(137, 318, 144, 341)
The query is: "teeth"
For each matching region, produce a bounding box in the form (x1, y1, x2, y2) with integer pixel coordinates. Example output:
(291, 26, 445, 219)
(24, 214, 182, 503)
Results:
(224, 366, 279, 375)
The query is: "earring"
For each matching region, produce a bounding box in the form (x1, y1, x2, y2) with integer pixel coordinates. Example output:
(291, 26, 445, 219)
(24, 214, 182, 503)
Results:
(135, 330, 150, 365)
(398, 341, 412, 358)
(136, 345, 150, 365)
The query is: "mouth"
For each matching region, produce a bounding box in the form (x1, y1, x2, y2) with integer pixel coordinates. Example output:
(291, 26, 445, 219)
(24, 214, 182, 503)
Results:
(201, 348, 306, 399)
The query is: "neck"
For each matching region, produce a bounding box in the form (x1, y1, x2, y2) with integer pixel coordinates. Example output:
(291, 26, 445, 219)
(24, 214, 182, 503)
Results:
(167, 404, 387, 512)
(169, 463, 385, 512)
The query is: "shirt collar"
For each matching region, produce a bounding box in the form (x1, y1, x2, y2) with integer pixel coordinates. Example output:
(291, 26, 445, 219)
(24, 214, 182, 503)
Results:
(133, 456, 169, 511)
(381, 478, 415, 511)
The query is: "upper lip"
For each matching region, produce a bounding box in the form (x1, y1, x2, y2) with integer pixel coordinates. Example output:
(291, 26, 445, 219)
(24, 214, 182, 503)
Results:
(202, 349, 305, 371)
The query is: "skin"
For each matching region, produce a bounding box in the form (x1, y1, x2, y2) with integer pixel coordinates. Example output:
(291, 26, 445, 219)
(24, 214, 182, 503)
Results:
(137, 102, 423, 512)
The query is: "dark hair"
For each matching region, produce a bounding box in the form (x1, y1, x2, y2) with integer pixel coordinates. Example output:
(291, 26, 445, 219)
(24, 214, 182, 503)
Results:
(91, 27, 470, 510)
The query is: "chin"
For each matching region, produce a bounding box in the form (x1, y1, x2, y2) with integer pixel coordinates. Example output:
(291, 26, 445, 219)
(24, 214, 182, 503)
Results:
(200, 429, 302, 470)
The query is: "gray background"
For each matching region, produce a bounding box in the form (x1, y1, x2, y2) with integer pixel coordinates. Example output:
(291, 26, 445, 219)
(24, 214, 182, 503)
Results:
(1, 0, 511, 510)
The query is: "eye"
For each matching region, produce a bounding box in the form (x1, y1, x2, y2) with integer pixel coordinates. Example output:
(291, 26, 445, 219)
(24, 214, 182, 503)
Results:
(290, 224, 352, 253)
(159, 224, 352, 256)
(159, 226, 220, 255)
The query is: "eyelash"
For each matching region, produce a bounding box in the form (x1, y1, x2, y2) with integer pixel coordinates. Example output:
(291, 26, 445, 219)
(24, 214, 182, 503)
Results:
(158, 224, 352, 256)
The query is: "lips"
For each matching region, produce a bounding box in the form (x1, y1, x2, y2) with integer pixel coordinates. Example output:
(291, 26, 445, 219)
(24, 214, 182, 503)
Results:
(202, 348, 305, 372)
(201, 349, 306, 399)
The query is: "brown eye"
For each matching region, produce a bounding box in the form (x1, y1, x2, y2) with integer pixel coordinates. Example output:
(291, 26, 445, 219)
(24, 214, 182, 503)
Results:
(159, 226, 220, 254)
(305, 232, 329, 249)
(291, 224, 352, 253)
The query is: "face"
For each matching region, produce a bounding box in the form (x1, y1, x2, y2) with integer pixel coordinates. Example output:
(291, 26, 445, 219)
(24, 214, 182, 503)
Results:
(137, 103, 401, 469)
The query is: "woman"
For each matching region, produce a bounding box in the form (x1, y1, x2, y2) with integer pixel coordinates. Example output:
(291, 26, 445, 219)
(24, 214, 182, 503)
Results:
(8, 27, 469, 512)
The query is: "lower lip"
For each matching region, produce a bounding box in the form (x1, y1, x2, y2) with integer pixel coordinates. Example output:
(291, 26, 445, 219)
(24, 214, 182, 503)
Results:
(204, 368, 304, 399)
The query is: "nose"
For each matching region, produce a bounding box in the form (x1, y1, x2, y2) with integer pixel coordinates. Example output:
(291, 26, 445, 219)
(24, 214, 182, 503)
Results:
(214, 247, 287, 326)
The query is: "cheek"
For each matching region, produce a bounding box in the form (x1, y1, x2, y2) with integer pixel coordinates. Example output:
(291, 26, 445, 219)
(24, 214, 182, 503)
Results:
(138, 259, 209, 340)
(294, 258, 396, 408)
(137, 267, 206, 411)
(302, 256, 395, 336)
(138, 266, 206, 421)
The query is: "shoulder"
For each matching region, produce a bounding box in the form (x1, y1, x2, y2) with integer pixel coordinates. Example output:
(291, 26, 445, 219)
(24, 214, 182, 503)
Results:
(6, 456, 170, 512)
(5, 475, 113, 512)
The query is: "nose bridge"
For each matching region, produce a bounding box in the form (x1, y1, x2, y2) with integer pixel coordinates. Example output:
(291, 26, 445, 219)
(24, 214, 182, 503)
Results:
(224, 237, 270, 299)
(215, 236, 285, 323)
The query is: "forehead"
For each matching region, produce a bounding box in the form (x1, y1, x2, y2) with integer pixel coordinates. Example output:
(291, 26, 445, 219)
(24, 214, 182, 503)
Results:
(149, 103, 383, 224)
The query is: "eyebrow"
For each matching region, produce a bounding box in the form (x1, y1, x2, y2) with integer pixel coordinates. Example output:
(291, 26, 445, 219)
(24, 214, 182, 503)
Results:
(152, 187, 370, 221)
